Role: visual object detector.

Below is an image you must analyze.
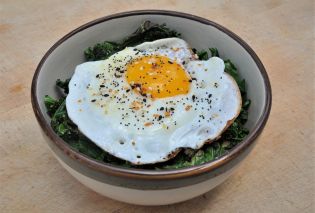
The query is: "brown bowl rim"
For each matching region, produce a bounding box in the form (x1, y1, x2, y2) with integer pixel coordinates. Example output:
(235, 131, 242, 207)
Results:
(31, 10, 272, 180)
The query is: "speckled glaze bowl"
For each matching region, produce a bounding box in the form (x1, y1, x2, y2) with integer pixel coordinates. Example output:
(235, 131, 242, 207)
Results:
(31, 10, 271, 205)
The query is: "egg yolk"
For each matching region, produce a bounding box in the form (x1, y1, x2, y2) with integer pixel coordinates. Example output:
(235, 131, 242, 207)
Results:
(126, 55, 191, 98)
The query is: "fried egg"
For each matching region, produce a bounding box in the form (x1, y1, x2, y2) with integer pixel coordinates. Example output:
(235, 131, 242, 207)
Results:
(66, 38, 242, 164)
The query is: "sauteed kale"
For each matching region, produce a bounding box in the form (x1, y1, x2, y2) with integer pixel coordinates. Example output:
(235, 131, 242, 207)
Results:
(84, 21, 180, 61)
(44, 21, 250, 169)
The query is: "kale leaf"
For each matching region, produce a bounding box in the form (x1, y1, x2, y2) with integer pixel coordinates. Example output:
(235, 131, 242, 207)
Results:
(197, 47, 220, 59)
(50, 98, 78, 140)
(56, 78, 70, 94)
(224, 60, 246, 95)
(197, 50, 209, 60)
(209, 47, 220, 57)
(158, 142, 227, 169)
(84, 21, 180, 61)
(44, 95, 65, 117)
(84, 42, 120, 61)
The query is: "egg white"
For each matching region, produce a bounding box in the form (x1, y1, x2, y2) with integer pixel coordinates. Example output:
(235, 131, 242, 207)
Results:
(66, 38, 241, 164)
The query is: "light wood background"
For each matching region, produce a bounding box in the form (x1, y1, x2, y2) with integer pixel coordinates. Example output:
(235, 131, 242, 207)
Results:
(0, 0, 314, 212)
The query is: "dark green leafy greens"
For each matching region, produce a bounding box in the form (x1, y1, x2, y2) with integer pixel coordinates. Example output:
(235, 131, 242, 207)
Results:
(44, 22, 250, 169)
(56, 78, 70, 94)
(196, 50, 209, 60)
(84, 21, 180, 61)
(194, 47, 220, 60)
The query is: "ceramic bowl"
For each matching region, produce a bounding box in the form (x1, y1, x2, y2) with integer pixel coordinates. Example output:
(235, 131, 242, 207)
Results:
(31, 10, 271, 205)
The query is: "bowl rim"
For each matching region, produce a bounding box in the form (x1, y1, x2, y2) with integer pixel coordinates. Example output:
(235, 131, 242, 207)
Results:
(31, 10, 272, 180)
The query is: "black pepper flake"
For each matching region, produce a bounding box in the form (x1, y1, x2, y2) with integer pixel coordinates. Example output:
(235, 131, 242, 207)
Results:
(208, 94, 212, 98)
(103, 94, 109, 97)
(91, 99, 96, 102)
(158, 115, 163, 121)
(114, 73, 122, 78)
(100, 85, 105, 88)
(168, 61, 173, 64)
(192, 95, 196, 102)
(160, 107, 164, 111)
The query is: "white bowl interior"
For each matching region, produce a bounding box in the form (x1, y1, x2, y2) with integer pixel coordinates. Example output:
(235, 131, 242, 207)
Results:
(36, 14, 266, 133)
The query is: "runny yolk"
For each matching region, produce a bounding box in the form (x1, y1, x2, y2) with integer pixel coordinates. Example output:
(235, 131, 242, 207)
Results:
(126, 55, 191, 99)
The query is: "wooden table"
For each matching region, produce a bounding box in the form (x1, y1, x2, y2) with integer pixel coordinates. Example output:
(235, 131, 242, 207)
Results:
(1, 0, 314, 212)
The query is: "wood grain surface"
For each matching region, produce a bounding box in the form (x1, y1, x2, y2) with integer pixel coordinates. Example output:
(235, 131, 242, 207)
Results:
(0, 0, 314, 212)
